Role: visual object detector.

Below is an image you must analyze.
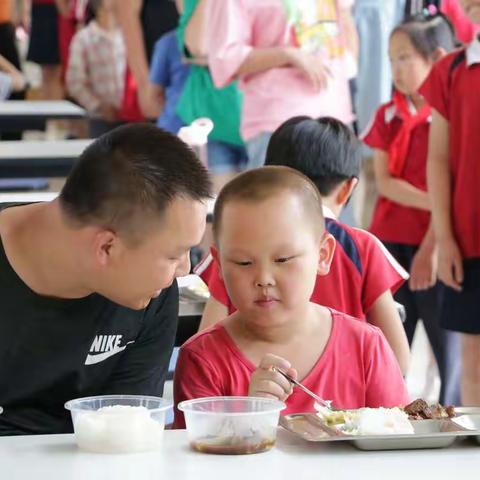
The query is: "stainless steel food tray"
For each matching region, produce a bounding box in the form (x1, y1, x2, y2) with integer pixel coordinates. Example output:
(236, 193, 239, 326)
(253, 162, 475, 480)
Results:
(452, 414, 480, 444)
(280, 413, 480, 451)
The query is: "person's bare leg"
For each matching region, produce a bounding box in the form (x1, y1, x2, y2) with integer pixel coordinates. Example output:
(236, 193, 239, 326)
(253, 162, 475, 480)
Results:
(461, 333, 480, 405)
(41, 65, 64, 100)
(41, 65, 66, 138)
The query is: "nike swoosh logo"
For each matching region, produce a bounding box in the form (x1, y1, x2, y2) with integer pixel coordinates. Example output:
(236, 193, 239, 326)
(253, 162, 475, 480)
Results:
(84, 342, 135, 365)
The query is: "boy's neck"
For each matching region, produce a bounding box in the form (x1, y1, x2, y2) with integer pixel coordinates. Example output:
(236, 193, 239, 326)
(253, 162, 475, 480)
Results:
(321, 197, 341, 218)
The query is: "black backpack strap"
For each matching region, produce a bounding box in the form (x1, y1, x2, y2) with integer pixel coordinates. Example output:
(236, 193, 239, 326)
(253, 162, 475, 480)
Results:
(448, 49, 467, 87)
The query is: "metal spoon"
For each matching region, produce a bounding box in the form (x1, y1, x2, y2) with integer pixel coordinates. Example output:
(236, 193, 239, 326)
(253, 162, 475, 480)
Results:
(273, 367, 334, 409)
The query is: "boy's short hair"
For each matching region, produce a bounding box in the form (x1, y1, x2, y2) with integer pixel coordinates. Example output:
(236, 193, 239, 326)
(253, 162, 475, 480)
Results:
(212, 166, 324, 242)
(265, 116, 361, 196)
(59, 123, 212, 244)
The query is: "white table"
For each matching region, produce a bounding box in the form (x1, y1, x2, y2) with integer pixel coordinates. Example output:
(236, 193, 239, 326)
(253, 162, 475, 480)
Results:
(0, 429, 478, 480)
(0, 100, 86, 130)
(0, 139, 93, 178)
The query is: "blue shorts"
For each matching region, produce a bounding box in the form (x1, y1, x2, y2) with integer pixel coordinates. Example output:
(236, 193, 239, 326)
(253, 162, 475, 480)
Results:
(207, 140, 248, 174)
(439, 258, 480, 334)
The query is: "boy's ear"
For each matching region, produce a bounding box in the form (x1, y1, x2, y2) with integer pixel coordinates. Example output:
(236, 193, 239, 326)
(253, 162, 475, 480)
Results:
(317, 232, 336, 276)
(210, 245, 223, 280)
(335, 177, 358, 206)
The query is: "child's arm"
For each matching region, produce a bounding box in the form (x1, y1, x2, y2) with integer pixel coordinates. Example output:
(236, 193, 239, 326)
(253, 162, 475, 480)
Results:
(409, 222, 437, 291)
(249, 354, 297, 402)
(66, 36, 102, 114)
(366, 291, 410, 376)
(427, 109, 463, 291)
(198, 296, 228, 332)
(373, 148, 430, 211)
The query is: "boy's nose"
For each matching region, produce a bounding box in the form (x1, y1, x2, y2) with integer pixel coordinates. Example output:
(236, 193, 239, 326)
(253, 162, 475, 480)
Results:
(254, 268, 275, 288)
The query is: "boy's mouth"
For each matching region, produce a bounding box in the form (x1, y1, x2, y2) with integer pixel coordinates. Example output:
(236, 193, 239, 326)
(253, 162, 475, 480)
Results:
(254, 296, 279, 307)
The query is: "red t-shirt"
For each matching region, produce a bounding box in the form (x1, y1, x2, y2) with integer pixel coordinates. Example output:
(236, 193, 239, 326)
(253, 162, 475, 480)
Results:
(420, 45, 480, 259)
(173, 310, 410, 428)
(195, 216, 407, 320)
(362, 99, 431, 246)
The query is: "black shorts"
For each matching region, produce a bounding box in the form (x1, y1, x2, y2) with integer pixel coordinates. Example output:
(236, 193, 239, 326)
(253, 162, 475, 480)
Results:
(26, 3, 60, 65)
(439, 258, 480, 334)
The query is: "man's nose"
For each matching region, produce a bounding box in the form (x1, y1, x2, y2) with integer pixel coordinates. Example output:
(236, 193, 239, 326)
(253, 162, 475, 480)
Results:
(175, 252, 191, 278)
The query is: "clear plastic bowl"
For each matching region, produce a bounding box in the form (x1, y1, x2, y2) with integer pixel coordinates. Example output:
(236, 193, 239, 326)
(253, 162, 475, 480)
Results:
(178, 396, 285, 455)
(65, 395, 172, 454)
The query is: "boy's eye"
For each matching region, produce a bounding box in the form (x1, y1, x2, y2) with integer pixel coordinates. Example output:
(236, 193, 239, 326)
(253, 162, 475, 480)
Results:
(234, 261, 252, 266)
(275, 256, 293, 263)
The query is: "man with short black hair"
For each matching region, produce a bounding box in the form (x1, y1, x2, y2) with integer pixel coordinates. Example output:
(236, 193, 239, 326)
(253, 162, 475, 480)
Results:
(0, 123, 212, 436)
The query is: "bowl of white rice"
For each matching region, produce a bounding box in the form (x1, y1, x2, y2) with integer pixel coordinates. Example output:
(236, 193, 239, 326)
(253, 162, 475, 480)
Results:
(65, 395, 172, 453)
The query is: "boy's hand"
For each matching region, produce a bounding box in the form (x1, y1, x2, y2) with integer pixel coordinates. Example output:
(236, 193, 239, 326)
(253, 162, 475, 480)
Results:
(438, 237, 463, 292)
(99, 104, 118, 122)
(287, 48, 331, 91)
(248, 354, 297, 402)
(409, 244, 437, 291)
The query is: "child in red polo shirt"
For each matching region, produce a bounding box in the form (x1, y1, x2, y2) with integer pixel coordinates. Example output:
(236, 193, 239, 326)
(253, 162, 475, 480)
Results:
(420, 0, 480, 405)
(363, 14, 459, 405)
(173, 167, 409, 428)
(195, 117, 410, 375)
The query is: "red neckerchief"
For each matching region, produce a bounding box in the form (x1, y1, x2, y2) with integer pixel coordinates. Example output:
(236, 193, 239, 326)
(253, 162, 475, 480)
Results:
(388, 91, 431, 177)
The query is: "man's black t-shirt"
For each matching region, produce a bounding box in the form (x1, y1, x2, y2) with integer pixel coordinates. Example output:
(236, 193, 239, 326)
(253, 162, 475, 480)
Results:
(0, 206, 179, 436)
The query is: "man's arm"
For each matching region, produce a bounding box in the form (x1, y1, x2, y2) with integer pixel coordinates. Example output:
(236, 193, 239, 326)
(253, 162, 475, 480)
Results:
(100, 283, 179, 395)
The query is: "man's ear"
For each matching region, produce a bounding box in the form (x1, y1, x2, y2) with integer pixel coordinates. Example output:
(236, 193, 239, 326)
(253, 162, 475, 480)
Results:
(92, 229, 117, 267)
(336, 177, 358, 206)
(210, 245, 223, 280)
(317, 233, 336, 276)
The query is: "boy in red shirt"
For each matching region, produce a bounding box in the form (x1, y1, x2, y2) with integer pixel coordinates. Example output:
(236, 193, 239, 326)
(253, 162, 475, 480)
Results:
(420, 0, 480, 405)
(173, 167, 409, 428)
(196, 117, 410, 375)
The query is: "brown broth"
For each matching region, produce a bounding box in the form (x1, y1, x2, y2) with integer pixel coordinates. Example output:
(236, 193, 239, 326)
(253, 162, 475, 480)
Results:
(191, 436, 276, 455)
